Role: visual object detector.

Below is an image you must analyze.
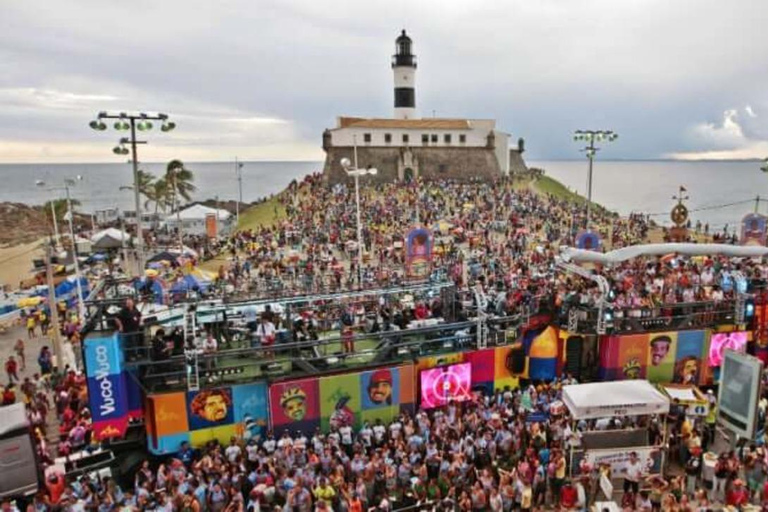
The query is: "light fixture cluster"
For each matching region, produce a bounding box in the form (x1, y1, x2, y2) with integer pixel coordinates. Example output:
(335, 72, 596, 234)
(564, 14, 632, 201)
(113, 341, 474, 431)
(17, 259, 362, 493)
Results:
(573, 130, 618, 142)
(89, 111, 176, 135)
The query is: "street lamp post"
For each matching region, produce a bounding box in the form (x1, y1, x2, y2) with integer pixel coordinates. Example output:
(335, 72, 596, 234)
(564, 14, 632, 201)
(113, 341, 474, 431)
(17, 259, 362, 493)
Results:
(37, 176, 86, 322)
(37, 179, 61, 246)
(573, 129, 618, 230)
(90, 111, 176, 273)
(340, 151, 378, 289)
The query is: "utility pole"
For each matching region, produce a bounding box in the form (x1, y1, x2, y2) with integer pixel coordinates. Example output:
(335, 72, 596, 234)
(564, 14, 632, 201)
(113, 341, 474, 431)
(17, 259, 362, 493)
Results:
(45, 243, 63, 368)
(756, 195, 761, 214)
(235, 158, 244, 225)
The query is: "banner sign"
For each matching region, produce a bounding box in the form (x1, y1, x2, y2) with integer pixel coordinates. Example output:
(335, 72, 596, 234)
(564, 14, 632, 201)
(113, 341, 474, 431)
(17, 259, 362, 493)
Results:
(580, 446, 663, 477)
(84, 333, 130, 440)
(405, 226, 433, 279)
(205, 213, 217, 239)
(741, 213, 767, 246)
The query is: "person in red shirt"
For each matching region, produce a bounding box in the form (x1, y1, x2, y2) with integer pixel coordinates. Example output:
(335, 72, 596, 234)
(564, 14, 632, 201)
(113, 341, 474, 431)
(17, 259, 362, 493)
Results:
(560, 480, 578, 509)
(414, 301, 429, 320)
(727, 479, 749, 507)
(45, 472, 65, 505)
(5, 357, 18, 383)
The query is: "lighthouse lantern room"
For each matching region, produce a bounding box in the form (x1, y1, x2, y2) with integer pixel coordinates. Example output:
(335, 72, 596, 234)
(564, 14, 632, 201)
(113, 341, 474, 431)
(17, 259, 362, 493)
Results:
(392, 29, 417, 120)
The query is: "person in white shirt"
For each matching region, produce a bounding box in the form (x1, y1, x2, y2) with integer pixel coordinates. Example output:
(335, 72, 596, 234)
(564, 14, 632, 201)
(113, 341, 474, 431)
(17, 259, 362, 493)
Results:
(624, 451, 643, 494)
(373, 420, 387, 446)
(255, 315, 276, 356)
(202, 332, 218, 373)
(225, 437, 242, 463)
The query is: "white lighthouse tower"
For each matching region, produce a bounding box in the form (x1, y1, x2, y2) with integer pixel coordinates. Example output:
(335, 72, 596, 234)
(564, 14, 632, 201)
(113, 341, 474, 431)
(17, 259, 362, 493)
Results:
(392, 29, 417, 120)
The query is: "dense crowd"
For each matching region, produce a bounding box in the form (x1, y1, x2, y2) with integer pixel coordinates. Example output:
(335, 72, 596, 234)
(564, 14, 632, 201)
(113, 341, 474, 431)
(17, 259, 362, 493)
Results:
(23, 375, 768, 511)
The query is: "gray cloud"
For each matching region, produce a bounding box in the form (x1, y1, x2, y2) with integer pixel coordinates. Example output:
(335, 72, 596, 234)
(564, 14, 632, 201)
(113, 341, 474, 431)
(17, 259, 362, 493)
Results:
(1, 0, 767, 162)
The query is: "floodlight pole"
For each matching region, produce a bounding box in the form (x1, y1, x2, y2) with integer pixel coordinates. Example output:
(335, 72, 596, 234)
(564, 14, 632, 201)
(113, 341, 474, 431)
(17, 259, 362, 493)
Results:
(129, 118, 144, 273)
(573, 130, 618, 230)
(90, 111, 175, 275)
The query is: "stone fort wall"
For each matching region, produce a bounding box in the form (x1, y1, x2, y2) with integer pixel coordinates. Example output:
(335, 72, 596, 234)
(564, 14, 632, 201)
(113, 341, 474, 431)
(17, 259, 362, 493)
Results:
(322, 146, 510, 185)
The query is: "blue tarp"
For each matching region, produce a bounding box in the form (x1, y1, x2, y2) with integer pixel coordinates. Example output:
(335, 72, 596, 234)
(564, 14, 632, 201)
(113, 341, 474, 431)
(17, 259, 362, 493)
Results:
(135, 278, 165, 305)
(170, 274, 210, 294)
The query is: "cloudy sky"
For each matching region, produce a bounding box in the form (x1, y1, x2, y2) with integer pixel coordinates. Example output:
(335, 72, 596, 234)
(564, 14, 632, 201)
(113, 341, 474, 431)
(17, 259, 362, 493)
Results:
(1, 0, 767, 163)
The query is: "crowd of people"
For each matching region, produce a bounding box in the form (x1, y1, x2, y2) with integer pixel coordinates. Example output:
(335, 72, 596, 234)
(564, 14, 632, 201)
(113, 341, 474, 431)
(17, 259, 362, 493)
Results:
(10, 173, 768, 511)
(21, 375, 768, 511)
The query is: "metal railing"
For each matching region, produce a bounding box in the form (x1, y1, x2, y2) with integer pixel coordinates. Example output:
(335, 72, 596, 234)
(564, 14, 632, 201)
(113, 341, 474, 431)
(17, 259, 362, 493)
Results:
(558, 297, 742, 334)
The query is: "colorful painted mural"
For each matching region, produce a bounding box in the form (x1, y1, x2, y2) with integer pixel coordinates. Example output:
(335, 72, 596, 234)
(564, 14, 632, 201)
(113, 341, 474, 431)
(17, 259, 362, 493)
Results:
(146, 381, 269, 455)
(599, 330, 717, 385)
(269, 365, 416, 436)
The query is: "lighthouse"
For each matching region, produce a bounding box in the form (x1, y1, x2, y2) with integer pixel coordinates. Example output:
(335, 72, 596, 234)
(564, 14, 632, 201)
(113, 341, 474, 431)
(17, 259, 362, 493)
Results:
(392, 29, 417, 120)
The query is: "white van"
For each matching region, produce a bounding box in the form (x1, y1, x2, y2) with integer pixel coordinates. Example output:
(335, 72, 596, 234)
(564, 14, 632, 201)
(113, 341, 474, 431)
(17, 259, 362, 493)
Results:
(0, 402, 40, 499)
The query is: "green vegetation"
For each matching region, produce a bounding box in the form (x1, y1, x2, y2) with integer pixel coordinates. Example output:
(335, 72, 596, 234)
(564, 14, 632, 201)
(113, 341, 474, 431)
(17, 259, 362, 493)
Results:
(529, 174, 613, 215)
(237, 195, 286, 231)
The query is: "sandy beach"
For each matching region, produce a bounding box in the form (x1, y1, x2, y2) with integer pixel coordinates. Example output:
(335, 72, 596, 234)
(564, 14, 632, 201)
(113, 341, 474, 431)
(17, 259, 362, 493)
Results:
(0, 239, 43, 290)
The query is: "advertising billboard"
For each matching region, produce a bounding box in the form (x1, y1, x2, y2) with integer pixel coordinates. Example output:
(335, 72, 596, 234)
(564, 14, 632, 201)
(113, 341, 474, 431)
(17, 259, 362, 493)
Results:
(718, 350, 763, 439)
(419, 362, 472, 409)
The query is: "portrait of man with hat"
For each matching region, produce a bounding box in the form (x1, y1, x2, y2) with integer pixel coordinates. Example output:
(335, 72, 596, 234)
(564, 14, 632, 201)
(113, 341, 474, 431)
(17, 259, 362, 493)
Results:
(367, 369, 393, 405)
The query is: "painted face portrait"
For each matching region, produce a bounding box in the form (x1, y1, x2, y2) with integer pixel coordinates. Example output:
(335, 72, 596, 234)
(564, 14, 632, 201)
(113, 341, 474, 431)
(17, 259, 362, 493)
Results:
(283, 398, 306, 421)
(650, 337, 671, 366)
(674, 356, 700, 384)
(190, 390, 232, 423)
(368, 369, 393, 405)
(280, 387, 308, 421)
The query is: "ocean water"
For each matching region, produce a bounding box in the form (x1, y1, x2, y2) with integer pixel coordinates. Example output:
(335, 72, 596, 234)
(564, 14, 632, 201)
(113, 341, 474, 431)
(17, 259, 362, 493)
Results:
(0, 159, 761, 230)
(0, 161, 322, 213)
(532, 160, 764, 231)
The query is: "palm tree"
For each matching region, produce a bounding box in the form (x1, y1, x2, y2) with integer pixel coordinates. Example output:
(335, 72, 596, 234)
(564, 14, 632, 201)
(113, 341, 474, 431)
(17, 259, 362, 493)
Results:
(146, 177, 170, 215)
(165, 160, 196, 211)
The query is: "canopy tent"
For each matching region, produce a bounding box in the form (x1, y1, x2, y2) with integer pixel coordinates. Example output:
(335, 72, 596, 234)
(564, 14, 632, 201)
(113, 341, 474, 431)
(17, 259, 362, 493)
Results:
(166, 204, 231, 222)
(146, 251, 180, 267)
(560, 243, 768, 266)
(91, 228, 131, 250)
(562, 380, 670, 420)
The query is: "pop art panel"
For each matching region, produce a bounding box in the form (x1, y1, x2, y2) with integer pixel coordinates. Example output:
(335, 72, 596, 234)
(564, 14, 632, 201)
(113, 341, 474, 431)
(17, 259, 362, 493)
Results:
(269, 378, 320, 428)
(675, 330, 706, 385)
(464, 348, 495, 385)
(361, 367, 400, 410)
(186, 387, 235, 431)
(399, 364, 416, 404)
(616, 335, 648, 380)
(493, 345, 520, 391)
(232, 382, 269, 424)
(646, 332, 677, 383)
(320, 373, 362, 431)
(151, 392, 189, 437)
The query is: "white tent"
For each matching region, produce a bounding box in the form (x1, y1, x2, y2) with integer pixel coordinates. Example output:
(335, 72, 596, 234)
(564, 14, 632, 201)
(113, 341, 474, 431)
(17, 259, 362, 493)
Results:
(165, 204, 232, 236)
(562, 380, 670, 420)
(168, 204, 231, 222)
(90, 228, 131, 249)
